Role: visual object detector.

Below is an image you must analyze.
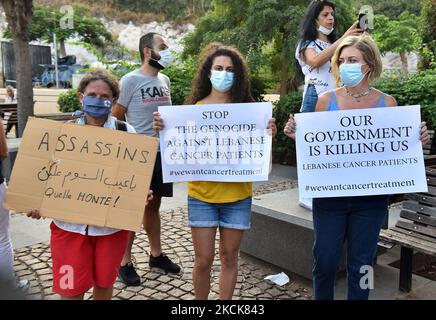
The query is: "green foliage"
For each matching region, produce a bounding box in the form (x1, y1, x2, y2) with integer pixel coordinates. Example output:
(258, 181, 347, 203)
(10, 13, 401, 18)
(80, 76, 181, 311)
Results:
(352, 0, 422, 19)
(374, 69, 436, 128)
(4, 5, 112, 48)
(272, 92, 302, 165)
(182, 0, 355, 96)
(419, 0, 436, 69)
(58, 89, 81, 112)
(161, 59, 197, 106)
(373, 13, 422, 55)
(115, 0, 212, 20)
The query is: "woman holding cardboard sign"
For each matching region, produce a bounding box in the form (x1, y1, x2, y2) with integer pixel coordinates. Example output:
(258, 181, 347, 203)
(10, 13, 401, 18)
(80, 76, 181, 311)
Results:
(153, 43, 277, 300)
(284, 35, 430, 300)
(27, 69, 153, 300)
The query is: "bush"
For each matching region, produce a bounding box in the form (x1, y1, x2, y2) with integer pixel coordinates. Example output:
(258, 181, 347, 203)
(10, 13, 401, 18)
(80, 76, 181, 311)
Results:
(374, 69, 436, 128)
(162, 61, 197, 106)
(58, 89, 81, 113)
(250, 75, 268, 102)
(272, 91, 302, 165)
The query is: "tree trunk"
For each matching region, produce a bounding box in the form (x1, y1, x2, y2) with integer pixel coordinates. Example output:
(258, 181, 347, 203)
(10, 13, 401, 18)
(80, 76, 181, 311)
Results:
(59, 40, 66, 57)
(187, 0, 195, 18)
(1, 0, 34, 137)
(399, 51, 408, 72)
(279, 30, 290, 97)
(199, 0, 205, 16)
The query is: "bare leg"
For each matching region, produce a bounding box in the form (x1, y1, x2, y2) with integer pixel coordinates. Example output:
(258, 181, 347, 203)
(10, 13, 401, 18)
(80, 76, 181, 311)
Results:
(120, 232, 135, 266)
(191, 227, 216, 300)
(218, 227, 244, 300)
(60, 293, 84, 300)
(144, 196, 162, 257)
(92, 285, 113, 300)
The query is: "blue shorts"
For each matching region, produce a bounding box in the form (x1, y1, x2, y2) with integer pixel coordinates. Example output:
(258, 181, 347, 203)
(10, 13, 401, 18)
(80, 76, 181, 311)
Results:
(188, 196, 252, 230)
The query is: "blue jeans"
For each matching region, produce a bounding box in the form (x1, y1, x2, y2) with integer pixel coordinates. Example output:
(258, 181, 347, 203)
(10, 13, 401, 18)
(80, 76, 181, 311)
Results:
(312, 195, 389, 300)
(301, 84, 318, 113)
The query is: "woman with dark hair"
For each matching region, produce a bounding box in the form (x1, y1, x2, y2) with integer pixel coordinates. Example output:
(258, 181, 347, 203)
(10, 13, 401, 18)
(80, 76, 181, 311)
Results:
(153, 43, 277, 300)
(185, 43, 254, 105)
(296, 0, 361, 210)
(296, 0, 361, 113)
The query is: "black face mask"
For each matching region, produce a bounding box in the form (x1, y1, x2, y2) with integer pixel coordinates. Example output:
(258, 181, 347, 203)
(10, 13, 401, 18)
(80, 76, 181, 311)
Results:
(148, 49, 165, 70)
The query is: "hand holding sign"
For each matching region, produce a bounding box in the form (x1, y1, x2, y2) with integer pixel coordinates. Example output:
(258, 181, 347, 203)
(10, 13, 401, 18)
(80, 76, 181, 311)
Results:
(158, 102, 273, 183)
(283, 114, 296, 140)
(6, 118, 158, 232)
(294, 106, 428, 198)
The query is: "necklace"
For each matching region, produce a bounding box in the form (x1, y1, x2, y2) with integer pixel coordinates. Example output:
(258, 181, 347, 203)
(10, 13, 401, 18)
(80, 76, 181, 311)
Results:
(345, 86, 372, 102)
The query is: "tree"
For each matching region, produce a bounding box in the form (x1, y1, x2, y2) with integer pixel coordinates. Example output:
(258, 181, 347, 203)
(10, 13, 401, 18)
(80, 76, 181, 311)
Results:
(182, 0, 354, 97)
(372, 12, 422, 71)
(4, 4, 112, 57)
(352, 0, 422, 20)
(115, 0, 212, 20)
(1, 0, 34, 137)
(420, 0, 436, 69)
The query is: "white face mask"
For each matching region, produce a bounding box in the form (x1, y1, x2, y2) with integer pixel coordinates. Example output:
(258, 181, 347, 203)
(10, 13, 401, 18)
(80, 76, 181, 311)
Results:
(156, 49, 173, 69)
(318, 25, 334, 36)
(149, 49, 174, 70)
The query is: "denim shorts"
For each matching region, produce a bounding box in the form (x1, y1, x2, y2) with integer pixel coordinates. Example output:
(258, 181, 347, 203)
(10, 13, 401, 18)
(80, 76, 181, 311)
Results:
(188, 196, 252, 230)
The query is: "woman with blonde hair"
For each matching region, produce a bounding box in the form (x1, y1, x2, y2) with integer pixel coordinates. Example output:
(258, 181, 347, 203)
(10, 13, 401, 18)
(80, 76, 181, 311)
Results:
(284, 35, 430, 300)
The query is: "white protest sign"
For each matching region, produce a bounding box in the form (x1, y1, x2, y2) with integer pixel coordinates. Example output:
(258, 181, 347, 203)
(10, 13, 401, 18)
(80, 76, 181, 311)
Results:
(295, 105, 428, 198)
(159, 102, 273, 183)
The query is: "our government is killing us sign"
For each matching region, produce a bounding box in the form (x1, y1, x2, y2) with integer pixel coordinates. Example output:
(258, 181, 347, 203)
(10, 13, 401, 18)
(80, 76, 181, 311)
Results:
(158, 103, 273, 183)
(295, 105, 428, 198)
(5, 118, 158, 232)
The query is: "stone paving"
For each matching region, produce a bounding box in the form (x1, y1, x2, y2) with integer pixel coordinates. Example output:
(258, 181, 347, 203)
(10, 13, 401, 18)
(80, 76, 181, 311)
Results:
(12, 180, 312, 300)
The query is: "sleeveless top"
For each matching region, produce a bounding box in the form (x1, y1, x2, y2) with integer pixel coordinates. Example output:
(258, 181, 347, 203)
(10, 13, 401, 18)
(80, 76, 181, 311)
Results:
(327, 91, 386, 111)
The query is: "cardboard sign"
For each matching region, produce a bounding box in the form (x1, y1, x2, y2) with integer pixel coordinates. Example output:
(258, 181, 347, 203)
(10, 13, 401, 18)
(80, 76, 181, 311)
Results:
(158, 102, 273, 182)
(5, 118, 158, 232)
(295, 106, 428, 198)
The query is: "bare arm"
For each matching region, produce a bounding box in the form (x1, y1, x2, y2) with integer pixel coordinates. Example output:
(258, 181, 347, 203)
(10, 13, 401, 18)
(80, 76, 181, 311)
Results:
(111, 103, 127, 121)
(315, 91, 331, 112)
(303, 22, 361, 68)
(384, 95, 398, 107)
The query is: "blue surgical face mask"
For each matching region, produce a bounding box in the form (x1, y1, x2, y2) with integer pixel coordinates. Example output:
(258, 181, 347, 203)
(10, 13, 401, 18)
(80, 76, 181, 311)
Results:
(339, 63, 368, 87)
(82, 96, 112, 119)
(210, 70, 234, 93)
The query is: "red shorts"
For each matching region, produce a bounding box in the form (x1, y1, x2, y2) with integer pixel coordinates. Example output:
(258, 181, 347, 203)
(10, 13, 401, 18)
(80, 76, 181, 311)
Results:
(50, 222, 129, 297)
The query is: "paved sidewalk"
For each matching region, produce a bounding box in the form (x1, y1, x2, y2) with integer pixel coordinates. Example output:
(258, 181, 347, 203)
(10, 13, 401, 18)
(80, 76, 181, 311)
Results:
(12, 164, 434, 300)
(13, 206, 312, 300)
(10, 165, 311, 300)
